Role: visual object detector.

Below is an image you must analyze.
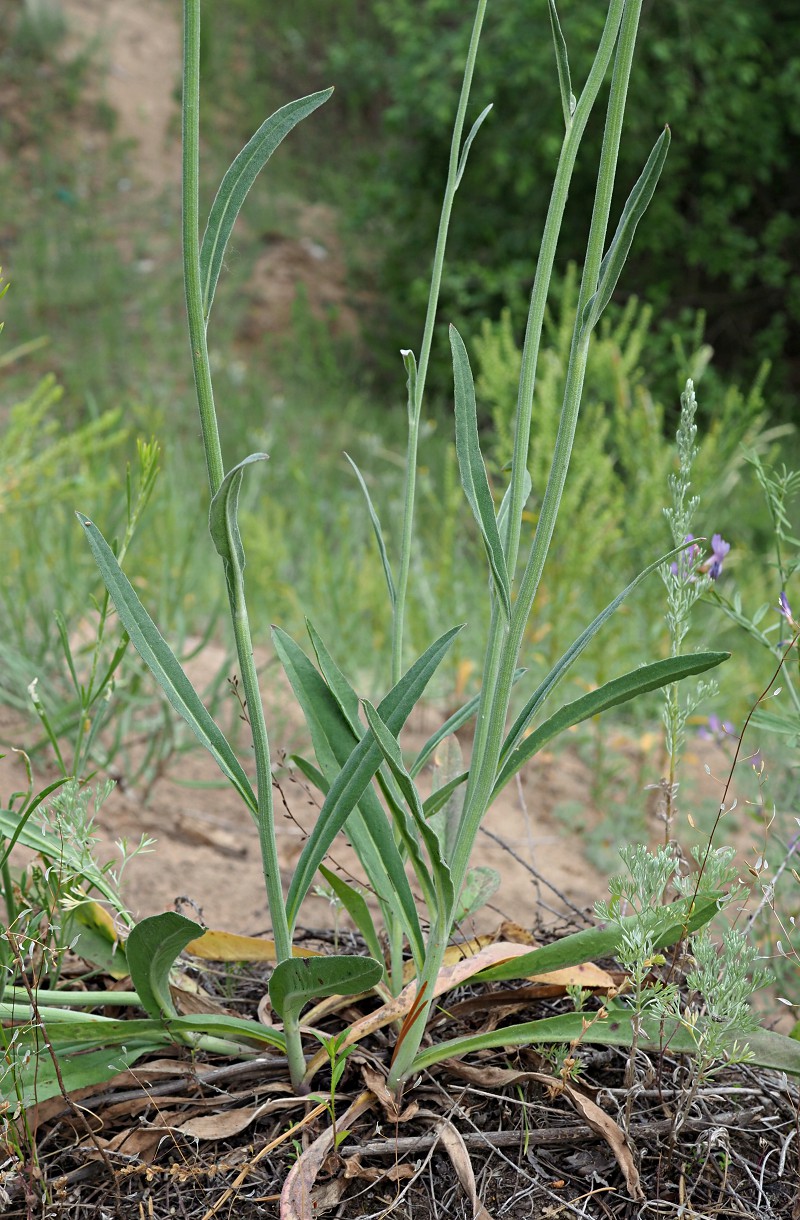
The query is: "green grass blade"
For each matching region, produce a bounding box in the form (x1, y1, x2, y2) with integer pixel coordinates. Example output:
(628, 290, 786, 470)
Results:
(208, 453, 268, 593)
(344, 454, 396, 610)
(284, 625, 462, 931)
(500, 545, 688, 766)
(548, 0, 575, 129)
(494, 651, 729, 796)
(77, 514, 257, 814)
(450, 325, 511, 621)
(473, 895, 721, 982)
(582, 125, 671, 335)
(126, 912, 205, 1020)
(200, 89, 333, 321)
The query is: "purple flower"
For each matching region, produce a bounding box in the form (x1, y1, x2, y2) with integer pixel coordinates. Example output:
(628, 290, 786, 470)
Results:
(779, 591, 794, 621)
(702, 533, 730, 580)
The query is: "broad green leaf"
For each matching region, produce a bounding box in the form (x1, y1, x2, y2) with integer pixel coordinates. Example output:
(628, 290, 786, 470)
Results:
(273, 627, 424, 960)
(344, 455, 396, 610)
(126, 912, 204, 1021)
(77, 514, 257, 815)
(582, 125, 671, 335)
(0, 1009, 286, 1053)
(494, 651, 729, 796)
(455, 103, 493, 189)
(411, 1011, 800, 1078)
(284, 625, 462, 933)
(500, 544, 690, 765)
(410, 668, 525, 778)
(473, 895, 721, 982)
(362, 700, 454, 916)
(548, 0, 576, 128)
(208, 453, 268, 597)
(318, 864, 384, 968)
(450, 325, 511, 622)
(200, 89, 333, 321)
(269, 955, 383, 1028)
(455, 866, 501, 923)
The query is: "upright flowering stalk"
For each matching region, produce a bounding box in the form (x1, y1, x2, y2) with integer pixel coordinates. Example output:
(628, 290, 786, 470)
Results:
(659, 380, 728, 841)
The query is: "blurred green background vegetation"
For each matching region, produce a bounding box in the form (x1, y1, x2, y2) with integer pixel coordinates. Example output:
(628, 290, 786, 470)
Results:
(0, 0, 798, 825)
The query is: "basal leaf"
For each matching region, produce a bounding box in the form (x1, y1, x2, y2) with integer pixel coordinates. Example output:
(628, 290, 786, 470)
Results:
(269, 955, 383, 1029)
(344, 455, 396, 610)
(126, 912, 205, 1021)
(318, 865, 384, 968)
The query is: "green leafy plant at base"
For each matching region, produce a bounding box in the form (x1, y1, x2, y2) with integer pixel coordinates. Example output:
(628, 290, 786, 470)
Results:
(6, 0, 800, 1117)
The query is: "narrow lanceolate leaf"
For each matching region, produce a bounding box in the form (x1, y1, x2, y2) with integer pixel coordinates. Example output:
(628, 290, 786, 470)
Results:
(362, 700, 454, 916)
(411, 668, 525, 778)
(208, 453, 268, 596)
(497, 468, 532, 559)
(582, 125, 671, 335)
(450, 325, 511, 621)
(126, 912, 205, 1021)
(410, 1012, 800, 1079)
(494, 651, 729, 796)
(200, 89, 333, 321)
(77, 514, 257, 814)
(472, 895, 721, 983)
(284, 625, 462, 932)
(455, 103, 493, 189)
(401, 348, 418, 424)
(306, 618, 363, 733)
(269, 955, 383, 1029)
(273, 626, 425, 960)
(500, 544, 689, 766)
(548, 0, 576, 129)
(344, 454, 396, 609)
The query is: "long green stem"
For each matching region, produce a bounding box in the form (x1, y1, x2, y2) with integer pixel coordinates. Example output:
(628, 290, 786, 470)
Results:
(391, 0, 646, 1089)
(182, 0, 290, 966)
(391, 0, 488, 686)
(457, 0, 629, 881)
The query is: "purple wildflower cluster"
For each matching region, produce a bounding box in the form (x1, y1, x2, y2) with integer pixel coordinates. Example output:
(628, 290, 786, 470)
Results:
(670, 533, 730, 582)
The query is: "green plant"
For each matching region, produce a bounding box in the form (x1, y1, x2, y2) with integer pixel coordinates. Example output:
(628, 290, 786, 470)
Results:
(9, 0, 800, 1122)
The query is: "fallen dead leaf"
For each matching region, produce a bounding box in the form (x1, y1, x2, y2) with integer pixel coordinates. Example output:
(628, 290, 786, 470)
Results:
(280, 1091, 375, 1220)
(176, 1096, 304, 1140)
(343, 1155, 415, 1183)
(185, 929, 322, 961)
(436, 1119, 494, 1220)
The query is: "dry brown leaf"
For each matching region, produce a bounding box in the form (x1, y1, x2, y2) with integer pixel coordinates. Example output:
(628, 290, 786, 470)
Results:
(443, 1060, 641, 1199)
(343, 1155, 415, 1183)
(185, 929, 322, 961)
(360, 1064, 418, 1124)
(169, 984, 238, 1018)
(497, 920, 538, 946)
(563, 1085, 643, 1201)
(176, 1096, 304, 1140)
(281, 1091, 375, 1219)
(401, 934, 497, 984)
(436, 1120, 494, 1220)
